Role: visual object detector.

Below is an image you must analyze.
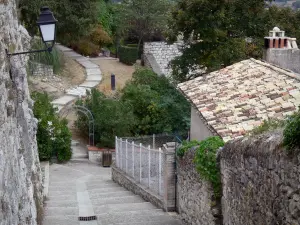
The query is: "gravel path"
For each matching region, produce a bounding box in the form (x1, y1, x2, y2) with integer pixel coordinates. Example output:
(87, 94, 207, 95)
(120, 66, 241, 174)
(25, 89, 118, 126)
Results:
(90, 57, 135, 93)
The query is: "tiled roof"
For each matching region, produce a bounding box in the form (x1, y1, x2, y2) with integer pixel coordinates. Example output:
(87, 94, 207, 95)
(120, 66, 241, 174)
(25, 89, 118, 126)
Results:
(178, 59, 300, 142)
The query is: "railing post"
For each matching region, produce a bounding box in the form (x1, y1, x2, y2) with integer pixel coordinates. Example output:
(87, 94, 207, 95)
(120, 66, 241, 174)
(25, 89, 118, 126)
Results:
(115, 136, 118, 167)
(132, 141, 135, 178)
(148, 145, 151, 188)
(120, 138, 123, 170)
(126, 140, 128, 174)
(158, 147, 162, 196)
(153, 134, 155, 150)
(139, 143, 142, 183)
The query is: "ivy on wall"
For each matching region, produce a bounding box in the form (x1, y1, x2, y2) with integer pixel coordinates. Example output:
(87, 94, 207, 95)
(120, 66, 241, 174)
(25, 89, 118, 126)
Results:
(177, 136, 225, 196)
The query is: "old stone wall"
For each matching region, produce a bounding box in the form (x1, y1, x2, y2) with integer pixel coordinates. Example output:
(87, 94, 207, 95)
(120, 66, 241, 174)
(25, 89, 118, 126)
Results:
(177, 148, 221, 225)
(264, 48, 300, 75)
(220, 131, 300, 225)
(143, 42, 183, 76)
(0, 1, 43, 225)
(29, 62, 54, 77)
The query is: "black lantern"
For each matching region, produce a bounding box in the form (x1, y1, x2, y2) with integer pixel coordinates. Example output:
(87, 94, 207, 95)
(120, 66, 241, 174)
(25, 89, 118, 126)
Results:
(6, 7, 57, 57)
(37, 7, 57, 49)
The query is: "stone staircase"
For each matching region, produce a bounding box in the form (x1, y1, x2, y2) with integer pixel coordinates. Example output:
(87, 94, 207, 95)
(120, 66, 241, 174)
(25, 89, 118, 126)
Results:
(43, 141, 182, 225)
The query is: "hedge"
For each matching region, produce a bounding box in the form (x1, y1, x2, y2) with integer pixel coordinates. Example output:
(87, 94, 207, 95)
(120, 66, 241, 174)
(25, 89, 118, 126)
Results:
(127, 44, 143, 59)
(119, 45, 138, 65)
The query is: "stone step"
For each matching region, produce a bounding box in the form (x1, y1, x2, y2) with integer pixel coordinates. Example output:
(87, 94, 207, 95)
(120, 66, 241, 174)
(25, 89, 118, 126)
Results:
(86, 74, 102, 82)
(108, 220, 183, 225)
(51, 95, 77, 106)
(47, 194, 77, 202)
(43, 215, 79, 225)
(44, 206, 78, 217)
(96, 210, 176, 225)
(45, 200, 78, 208)
(87, 183, 121, 190)
(48, 186, 77, 192)
(78, 61, 99, 69)
(87, 187, 127, 194)
(86, 68, 102, 75)
(48, 190, 78, 197)
(71, 153, 88, 159)
(79, 81, 100, 88)
(91, 195, 145, 206)
(93, 202, 156, 214)
(71, 140, 80, 146)
(89, 190, 135, 200)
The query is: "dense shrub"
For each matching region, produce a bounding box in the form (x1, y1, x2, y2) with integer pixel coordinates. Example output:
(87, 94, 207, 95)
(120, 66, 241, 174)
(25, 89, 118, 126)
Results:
(75, 68, 190, 148)
(283, 108, 300, 153)
(119, 45, 138, 65)
(75, 40, 100, 57)
(126, 44, 143, 59)
(89, 25, 112, 48)
(32, 92, 72, 162)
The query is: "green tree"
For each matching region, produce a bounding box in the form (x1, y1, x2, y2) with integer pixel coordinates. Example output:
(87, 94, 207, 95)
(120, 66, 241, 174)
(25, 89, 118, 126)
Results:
(117, 0, 172, 53)
(18, 0, 99, 44)
(168, 0, 279, 83)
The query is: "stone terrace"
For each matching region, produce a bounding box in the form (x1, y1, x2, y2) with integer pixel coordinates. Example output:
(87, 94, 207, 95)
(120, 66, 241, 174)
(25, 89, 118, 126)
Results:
(178, 58, 300, 142)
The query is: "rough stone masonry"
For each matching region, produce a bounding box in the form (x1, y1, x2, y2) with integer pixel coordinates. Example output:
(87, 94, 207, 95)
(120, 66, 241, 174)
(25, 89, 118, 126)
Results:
(220, 130, 300, 225)
(0, 1, 43, 225)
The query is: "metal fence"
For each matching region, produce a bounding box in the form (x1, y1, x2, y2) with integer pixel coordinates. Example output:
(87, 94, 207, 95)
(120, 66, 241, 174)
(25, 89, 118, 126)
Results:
(115, 136, 165, 197)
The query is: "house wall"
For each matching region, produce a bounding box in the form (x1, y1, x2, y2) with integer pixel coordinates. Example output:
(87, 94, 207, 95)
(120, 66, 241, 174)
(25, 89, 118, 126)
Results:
(264, 48, 300, 74)
(190, 107, 214, 141)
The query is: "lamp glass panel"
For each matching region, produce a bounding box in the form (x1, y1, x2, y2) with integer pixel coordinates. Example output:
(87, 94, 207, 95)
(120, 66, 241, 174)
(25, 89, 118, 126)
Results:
(40, 24, 55, 42)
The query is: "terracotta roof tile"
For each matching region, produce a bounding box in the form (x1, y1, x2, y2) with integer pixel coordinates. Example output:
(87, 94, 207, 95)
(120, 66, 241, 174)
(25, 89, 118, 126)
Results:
(178, 59, 300, 141)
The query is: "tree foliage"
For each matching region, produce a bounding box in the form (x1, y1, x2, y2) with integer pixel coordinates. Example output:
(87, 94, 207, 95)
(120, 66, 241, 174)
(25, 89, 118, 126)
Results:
(32, 92, 72, 162)
(18, 0, 99, 44)
(76, 68, 190, 148)
(168, 0, 300, 83)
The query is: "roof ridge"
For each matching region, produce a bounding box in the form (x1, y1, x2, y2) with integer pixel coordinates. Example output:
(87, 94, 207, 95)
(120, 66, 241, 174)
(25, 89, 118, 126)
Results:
(250, 58, 300, 81)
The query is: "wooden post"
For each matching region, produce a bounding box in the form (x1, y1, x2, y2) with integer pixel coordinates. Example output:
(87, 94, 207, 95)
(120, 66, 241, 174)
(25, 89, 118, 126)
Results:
(139, 143, 142, 183)
(158, 148, 162, 196)
(132, 141, 135, 178)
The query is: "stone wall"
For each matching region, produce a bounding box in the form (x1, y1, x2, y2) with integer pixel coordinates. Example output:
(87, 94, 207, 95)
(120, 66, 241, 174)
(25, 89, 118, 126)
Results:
(143, 42, 183, 76)
(177, 148, 221, 225)
(0, 1, 43, 225)
(264, 48, 300, 75)
(29, 62, 54, 77)
(220, 130, 300, 225)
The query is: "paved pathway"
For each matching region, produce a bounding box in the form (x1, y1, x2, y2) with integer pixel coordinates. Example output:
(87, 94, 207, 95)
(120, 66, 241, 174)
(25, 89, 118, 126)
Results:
(42, 142, 182, 225)
(52, 44, 103, 112)
(43, 45, 182, 225)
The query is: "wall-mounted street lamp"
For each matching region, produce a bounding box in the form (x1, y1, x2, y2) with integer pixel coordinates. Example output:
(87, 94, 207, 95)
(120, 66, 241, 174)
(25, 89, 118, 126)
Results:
(6, 6, 57, 57)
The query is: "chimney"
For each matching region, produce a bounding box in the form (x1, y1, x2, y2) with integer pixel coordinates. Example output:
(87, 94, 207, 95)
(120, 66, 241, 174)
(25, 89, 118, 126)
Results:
(264, 27, 300, 74)
(264, 27, 298, 50)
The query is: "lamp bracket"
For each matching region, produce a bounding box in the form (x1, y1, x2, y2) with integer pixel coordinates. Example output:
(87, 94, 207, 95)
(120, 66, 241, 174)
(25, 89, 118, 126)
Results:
(5, 47, 52, 57)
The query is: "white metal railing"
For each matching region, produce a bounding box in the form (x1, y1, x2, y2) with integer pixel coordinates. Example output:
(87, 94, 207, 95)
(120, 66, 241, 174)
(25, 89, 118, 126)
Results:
(115, 136, 164, 197)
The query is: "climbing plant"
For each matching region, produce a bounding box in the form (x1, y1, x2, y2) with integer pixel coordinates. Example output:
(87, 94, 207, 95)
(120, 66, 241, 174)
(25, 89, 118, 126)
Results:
(178, 136, 225, 197)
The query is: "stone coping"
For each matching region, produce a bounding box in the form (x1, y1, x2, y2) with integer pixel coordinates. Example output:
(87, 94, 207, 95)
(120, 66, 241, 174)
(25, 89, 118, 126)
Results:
(87, 146, 115, 152)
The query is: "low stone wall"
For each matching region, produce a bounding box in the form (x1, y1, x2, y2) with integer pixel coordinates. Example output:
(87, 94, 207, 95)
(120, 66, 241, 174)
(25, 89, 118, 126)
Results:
(143, 42, 183, 76)
(112, 166, 164, 209)
(177, 149, 222, 225)
(29, 61, 54, 77)
(220, 131, 300, 225)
